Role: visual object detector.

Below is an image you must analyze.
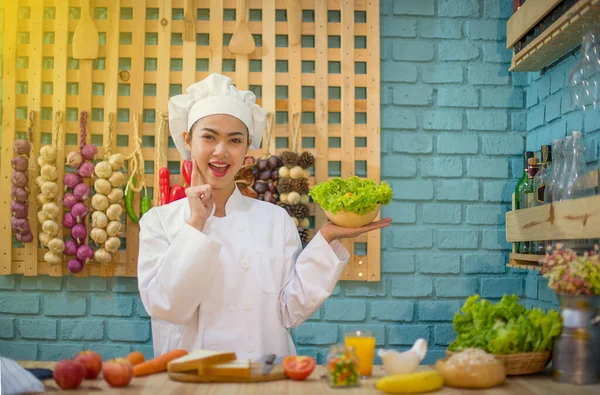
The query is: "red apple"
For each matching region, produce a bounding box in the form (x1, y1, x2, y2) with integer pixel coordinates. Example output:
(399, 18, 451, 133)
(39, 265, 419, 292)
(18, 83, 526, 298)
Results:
(74, 350, 103, 379)
(53, 359, 85, 389)
(102, 358, 133, 388)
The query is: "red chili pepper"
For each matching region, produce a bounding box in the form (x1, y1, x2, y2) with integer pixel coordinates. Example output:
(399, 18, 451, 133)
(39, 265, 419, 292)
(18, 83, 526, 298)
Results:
(170, 185, 186, 202)
(159, 167, 171, 206)
(182, 160, 192, 187)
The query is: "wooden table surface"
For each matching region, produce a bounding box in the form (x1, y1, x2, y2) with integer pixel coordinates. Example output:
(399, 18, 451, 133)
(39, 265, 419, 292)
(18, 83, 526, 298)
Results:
(18, 361, 600, 394)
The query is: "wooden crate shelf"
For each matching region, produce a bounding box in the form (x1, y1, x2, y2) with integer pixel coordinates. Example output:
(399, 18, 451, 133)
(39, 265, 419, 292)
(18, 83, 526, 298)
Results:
(506, 194, 600, 242)
(506, 188, 600, 270)
(507, 0, 600, 72)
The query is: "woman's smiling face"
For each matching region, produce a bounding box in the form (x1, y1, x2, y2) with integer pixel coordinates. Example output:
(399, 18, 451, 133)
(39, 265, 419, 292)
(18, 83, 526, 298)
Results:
(183, 114, 251, 190)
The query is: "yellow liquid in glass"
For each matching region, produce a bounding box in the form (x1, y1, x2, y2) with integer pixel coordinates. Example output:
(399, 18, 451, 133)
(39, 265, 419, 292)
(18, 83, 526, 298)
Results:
(345, 336, 376, 376)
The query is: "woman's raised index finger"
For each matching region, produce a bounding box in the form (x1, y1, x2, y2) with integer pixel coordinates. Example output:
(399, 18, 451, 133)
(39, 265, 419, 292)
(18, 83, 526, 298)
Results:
(191, 157, 206, 186)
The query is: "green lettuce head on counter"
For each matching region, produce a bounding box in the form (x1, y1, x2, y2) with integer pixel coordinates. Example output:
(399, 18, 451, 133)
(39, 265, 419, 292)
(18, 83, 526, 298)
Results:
(309, 176, 393, 215)
(448, 294, 562, 354)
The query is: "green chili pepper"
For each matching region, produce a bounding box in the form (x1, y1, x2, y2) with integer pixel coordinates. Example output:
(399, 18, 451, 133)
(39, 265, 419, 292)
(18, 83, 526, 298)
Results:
(141, 195, 152, 217)
(125, 176, 139, 224)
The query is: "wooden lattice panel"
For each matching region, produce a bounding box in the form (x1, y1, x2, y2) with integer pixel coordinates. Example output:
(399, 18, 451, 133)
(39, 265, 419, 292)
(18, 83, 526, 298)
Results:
(0, 0, 381, 281)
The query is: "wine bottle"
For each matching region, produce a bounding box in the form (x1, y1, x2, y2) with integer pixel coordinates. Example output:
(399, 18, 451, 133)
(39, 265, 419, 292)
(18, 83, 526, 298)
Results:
(514, 151, 535, 252)
(519, 157, 539, 254)
(533, 145, 551, 254)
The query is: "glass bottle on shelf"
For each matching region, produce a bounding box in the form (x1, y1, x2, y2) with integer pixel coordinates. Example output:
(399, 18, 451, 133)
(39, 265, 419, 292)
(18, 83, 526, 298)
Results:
(534, 145, 552, 206)
(533, 145, 551, 254)
(514, 151, 535, 253)
(519, 157, 539, 254)
(555, 135, 573, 202)
(549, 135, 573, 252)
(544, 139, 563, 253)
(515, 151, 536, 209)
(544, 139, 562, 204)
(564, 131, 594, 199)
(564, 131, 595, 253)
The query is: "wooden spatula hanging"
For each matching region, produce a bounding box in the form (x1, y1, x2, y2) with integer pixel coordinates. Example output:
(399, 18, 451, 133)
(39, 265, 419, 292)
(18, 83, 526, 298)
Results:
(72, 0, 99, 59)
(287, 0, 302, 46)
(228, 0, 255, 55)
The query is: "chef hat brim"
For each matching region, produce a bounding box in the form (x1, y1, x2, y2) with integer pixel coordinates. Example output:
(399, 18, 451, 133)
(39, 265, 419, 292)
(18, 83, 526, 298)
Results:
(167, 73, 266, 161)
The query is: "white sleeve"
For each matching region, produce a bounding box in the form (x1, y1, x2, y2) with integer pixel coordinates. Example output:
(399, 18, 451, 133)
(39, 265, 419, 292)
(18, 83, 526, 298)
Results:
(137, 209, 222, 325)
(277, 216, 350, 328)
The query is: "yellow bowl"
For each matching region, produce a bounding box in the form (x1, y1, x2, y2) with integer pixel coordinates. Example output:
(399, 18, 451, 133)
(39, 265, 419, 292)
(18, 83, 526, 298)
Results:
(324, 205, 381, 228)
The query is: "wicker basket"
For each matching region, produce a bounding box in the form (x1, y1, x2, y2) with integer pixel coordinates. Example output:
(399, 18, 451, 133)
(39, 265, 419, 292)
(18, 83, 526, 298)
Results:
(445, 350, 551, 376)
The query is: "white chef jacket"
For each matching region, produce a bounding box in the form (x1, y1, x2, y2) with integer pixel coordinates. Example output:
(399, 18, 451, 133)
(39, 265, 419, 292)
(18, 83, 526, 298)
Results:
(137, 186, 350, 361)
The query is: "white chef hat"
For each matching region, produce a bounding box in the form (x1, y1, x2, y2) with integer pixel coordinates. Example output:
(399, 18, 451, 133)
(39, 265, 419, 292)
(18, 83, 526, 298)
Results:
(167, 73, 266, 160)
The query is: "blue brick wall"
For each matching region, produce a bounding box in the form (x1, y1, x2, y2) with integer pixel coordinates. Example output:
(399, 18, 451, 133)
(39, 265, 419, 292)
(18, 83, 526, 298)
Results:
(377, 0, 529, 365)
(0, 0, 540, 366)
(0, 277, 154, 361)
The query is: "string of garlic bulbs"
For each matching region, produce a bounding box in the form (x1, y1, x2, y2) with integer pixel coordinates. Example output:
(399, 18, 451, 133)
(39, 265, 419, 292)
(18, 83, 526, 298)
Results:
(91, 113, 125, 264)
(39, 111, 65, 265)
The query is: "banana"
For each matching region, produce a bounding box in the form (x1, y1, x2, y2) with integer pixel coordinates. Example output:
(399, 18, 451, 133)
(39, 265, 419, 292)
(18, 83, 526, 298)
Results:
(375, 370, 444, 394)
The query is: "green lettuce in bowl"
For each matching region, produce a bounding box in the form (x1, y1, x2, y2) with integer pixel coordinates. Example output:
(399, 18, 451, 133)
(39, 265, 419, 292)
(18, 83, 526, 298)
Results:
(309, 176, 393, 227)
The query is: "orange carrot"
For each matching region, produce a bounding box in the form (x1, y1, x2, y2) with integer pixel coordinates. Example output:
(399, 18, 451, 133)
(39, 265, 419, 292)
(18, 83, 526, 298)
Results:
(133, 349, 188, 377)
(126, 351, 146, 366)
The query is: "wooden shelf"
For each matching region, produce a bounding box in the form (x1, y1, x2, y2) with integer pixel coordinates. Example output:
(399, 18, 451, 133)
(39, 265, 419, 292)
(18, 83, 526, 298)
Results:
(506, 194, 600, 242)
(510, 253, 543, 262)
(507, 253, 543, 272)
(508, 0, 600, 72)
(506, 172, 599, 271)
(506, 263, 542, 271)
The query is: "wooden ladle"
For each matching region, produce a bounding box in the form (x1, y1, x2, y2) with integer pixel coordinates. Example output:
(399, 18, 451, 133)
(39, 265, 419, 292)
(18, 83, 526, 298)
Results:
(229, 0, 255, 55)
(72, 0, 99, 59)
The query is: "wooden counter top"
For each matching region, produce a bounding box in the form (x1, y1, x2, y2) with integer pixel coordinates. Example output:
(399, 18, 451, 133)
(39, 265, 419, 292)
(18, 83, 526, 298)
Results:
(17, 361, 600, 394)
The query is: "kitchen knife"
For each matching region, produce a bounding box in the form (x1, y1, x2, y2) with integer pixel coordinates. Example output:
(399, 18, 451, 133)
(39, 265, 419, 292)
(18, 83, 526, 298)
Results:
(262, 354, 276, 375)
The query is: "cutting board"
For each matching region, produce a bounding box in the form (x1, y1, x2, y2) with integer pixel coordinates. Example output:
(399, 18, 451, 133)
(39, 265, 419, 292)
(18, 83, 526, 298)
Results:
(168, 362, 287, 383)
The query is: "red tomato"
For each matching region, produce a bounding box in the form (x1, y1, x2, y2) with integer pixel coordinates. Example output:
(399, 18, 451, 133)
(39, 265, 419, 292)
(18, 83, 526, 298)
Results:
(283, 356, 316, 381)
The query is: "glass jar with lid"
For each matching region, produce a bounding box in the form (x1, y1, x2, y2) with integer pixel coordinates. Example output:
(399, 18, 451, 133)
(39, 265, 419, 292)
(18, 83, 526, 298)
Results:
(325, 344, 360, 388)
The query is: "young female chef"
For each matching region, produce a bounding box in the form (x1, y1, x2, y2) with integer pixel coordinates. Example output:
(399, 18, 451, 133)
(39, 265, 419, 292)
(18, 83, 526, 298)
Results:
(137, 73, 391, 360)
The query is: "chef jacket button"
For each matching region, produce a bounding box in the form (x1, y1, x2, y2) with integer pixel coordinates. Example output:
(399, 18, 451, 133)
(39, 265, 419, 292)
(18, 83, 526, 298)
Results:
(246, 343, 254, 353)
(237, 224, 245, 232)
(244, 302, 252, 311)
(241, 259, 250, 269)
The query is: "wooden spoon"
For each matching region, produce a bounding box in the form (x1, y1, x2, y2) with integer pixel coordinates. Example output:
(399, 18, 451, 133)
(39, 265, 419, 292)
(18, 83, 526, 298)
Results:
(72, 0, 99, 59)
(229, 0, 255, 55)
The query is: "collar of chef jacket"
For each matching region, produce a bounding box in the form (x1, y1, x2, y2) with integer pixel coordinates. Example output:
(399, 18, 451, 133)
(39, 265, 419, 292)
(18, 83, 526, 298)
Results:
(203, 184, 249, 220)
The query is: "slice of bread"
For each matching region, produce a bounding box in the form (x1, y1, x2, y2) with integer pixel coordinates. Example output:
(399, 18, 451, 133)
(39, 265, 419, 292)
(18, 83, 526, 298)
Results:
(198, 359, 251, 378)
(167, 350, 237, 373)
